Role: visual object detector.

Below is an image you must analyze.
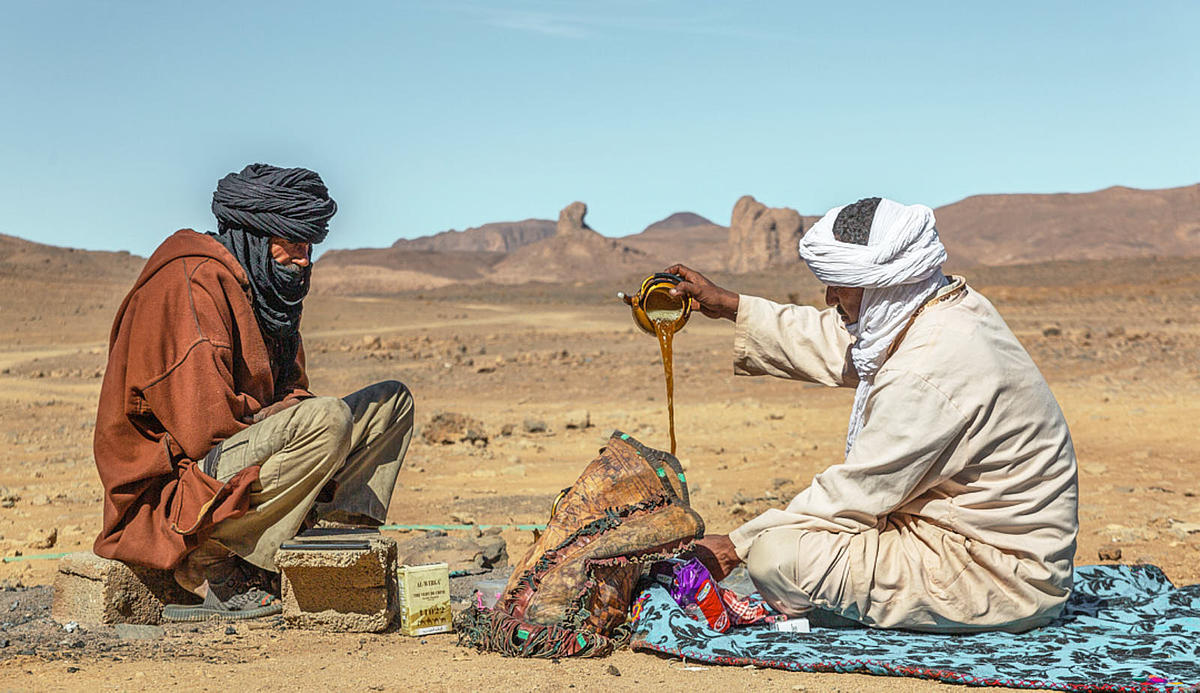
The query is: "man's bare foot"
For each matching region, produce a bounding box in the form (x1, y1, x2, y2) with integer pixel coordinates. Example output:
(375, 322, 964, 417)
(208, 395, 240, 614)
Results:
(174, 541, 239, 598)
(174, 540, 279, 599)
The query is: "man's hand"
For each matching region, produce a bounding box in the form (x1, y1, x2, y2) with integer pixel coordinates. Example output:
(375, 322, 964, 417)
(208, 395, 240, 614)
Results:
(665, 264, 739, 321)
(689, 533, 741, 581)
(249, 397, 304, 424)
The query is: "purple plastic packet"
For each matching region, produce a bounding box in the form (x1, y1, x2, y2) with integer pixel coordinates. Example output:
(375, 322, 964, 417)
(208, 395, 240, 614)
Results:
(650, 557, 731, 632)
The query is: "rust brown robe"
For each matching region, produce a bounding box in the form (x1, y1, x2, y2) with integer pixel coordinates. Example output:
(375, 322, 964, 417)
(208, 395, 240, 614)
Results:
(93, 229, 312, 570)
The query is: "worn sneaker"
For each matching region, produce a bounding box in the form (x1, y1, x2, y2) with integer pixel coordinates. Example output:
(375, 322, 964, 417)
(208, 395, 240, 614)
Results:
(164, 557, 282, 622)
(163, 586, 281, 622)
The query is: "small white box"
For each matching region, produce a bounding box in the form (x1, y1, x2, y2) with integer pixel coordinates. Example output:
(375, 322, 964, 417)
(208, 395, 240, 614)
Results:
(771, 618, 810, 633)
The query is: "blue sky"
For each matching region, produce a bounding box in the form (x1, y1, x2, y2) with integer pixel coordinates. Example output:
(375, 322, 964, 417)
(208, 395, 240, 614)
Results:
(1, 1, 1197, 257)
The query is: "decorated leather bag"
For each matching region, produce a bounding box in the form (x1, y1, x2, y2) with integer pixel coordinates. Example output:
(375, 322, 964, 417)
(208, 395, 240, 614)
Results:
(456, 431, 704, 657)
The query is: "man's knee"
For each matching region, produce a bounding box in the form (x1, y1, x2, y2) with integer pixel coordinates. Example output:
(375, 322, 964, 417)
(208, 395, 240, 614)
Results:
(745, 530, 798, 590)
(377, 380, 413, 412)
(744, 530, 821, 617)
(355, 380, 414, 428)
(292, 396, 354, 457)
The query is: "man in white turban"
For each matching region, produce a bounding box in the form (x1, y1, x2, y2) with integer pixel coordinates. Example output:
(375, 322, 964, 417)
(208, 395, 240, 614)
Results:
(670, 197, 1078, 632)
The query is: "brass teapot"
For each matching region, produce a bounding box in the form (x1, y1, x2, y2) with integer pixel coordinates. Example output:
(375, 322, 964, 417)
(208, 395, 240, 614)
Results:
(623, 273, 691, 336)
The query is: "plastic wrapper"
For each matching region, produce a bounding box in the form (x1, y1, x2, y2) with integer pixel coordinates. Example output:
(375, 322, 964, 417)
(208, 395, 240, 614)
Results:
(651, 558, 731, 632)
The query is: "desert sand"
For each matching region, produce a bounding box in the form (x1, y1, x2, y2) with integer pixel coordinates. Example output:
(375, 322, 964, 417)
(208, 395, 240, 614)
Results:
(2, 243, 1199, 691)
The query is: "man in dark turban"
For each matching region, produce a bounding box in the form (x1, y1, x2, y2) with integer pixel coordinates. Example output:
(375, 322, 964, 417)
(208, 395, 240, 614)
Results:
(93, 164, 415, 620)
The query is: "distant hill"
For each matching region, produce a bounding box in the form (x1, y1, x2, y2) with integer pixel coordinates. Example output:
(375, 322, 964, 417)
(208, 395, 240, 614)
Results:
(314, 218, 555, 294)
(640, 212, 715, 233)
(312, 248, 505, 294)
(935, 184, 1200, 266)
(487, 202, 653, 284)
(0, 233, 143, 282)
(391, 219, 555, 253)
(619, 212, 730, 272)
(0, 233, 145, 341)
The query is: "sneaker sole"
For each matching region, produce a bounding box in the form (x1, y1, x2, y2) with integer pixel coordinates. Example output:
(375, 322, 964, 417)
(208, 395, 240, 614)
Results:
(162, 601, 283, 622)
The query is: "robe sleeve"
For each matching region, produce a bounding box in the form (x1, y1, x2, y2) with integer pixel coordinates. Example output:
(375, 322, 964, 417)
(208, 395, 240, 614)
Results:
(733, 295, 858, 387)
(132, 268, 251, 462)
(728, 369, 970, 559)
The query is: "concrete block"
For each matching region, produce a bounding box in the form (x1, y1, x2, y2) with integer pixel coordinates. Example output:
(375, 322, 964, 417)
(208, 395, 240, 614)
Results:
(51, 551, 198, 625)
(275, 534, 398, 632)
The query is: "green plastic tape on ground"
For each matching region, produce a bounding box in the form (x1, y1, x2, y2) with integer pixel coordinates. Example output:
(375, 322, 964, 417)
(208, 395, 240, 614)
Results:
(2, 551, 69, 564)
(1, 525, 548, 563)
(379, 523, 546, 532)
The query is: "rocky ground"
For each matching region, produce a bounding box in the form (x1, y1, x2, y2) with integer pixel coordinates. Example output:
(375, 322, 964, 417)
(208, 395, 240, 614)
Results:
(2, 256, 1199, 691)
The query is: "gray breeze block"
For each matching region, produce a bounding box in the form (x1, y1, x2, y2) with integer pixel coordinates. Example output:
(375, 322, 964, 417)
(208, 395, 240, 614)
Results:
(275, 534, 398, 632)
(51, 551, 199, 625)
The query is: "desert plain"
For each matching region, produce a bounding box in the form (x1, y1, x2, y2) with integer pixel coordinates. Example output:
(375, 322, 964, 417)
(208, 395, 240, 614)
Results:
(2, 193, 1200, 691)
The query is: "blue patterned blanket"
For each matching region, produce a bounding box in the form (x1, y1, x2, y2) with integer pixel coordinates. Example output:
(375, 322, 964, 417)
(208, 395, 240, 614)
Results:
(630, 564, 1200, 691)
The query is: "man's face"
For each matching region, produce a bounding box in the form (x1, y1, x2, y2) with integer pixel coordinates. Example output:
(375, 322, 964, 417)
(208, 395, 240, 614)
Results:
(825, 286, 865, 324)
(269, 237, 312, 270)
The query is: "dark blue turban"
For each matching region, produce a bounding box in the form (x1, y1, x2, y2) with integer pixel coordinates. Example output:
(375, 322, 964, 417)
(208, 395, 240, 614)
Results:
(211, 164, 337, 243)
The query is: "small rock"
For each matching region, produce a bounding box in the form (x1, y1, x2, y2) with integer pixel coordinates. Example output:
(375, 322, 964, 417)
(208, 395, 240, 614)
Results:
(396, 534, 486, 574)
(1102, 524, 1154, 543)
(450, 512, 477, 526)
(1169, 521, 1200, 539)
(0, 637, 8, 648)
(224, 625, 237, 636)
(522, 418, 548, 434)
(361, 335, 382, 350)
(1098, 547, 1122, 561)
(27, 527, 57, 550)
(563, 410, 591, 429)
(29, 494, 52, 507)
(63, 621, 79, 633)
(477, 536, 508, 569)
(500, 424, 515, 436)
(66, 666, 79, 673)
(1041, 326, 1062, 337)
(606, 664, 621, 676)
(422, 412, 487, 446)
(114, 624, 165, 641)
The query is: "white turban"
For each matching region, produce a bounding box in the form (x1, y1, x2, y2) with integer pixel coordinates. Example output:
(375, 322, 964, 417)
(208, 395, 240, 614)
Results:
(799, 198, 948, 455)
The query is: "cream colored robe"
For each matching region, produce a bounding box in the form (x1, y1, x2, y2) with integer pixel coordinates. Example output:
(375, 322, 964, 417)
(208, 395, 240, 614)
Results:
(728, 277, 1078, 632)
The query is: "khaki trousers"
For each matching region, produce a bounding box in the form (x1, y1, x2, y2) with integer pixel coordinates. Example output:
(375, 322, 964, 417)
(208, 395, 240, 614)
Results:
(745, 514, 1067, 633)
(205, 380, 414, 571)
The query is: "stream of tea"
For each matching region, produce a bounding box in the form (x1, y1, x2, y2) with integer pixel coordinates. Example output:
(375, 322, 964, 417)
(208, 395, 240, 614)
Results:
(651, 317, 677, 456)
(643, 289, 684, 455)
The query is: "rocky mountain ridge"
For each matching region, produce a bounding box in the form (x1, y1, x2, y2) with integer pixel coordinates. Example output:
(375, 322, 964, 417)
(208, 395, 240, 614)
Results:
(6, 183, 1198, 295)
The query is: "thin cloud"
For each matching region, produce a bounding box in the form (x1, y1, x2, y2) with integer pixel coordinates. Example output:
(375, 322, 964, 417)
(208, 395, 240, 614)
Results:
(423, 2, 795, 42)
(490, 11, 595, 38)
